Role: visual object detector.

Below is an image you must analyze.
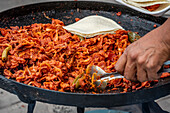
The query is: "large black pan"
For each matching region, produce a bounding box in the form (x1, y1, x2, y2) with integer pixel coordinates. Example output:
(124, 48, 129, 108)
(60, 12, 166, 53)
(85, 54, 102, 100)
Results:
(0, 0, 170, 110)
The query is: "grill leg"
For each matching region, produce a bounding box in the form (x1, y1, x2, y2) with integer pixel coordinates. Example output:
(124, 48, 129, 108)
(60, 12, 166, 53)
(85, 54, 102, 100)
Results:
(27, 101, 36, 113)
(142, 101, 169, 113)
(77, 107, 85, 113)
(142, 102, 150, 113)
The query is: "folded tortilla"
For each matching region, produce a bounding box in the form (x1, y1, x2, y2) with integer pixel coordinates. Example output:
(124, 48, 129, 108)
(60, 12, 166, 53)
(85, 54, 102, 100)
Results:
(130, 0, 161, 2)
(123, 0, 169, 7)
(63, 15, 124, 38)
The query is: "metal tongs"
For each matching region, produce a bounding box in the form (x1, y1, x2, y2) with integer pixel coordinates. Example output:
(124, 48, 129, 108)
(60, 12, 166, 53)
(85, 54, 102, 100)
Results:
(90, 61, 170, 90)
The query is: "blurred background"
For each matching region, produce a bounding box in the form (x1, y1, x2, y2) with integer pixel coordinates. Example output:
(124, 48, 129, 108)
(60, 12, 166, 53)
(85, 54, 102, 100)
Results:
(0, 0, 114, 12)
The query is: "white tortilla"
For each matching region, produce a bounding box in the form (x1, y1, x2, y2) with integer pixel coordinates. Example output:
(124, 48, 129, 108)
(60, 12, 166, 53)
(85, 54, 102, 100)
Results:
(63, 15, 124, 38)
(124, 0, 169, 7)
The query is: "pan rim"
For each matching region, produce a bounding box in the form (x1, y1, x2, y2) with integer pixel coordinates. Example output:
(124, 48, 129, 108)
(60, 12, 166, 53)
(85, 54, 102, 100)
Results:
(0, 0, 168, 96)
(0, 0, 169, 107)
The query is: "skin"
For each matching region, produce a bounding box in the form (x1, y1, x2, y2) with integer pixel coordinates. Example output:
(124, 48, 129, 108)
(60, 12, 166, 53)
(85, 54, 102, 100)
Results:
(115, 18, 170, 82)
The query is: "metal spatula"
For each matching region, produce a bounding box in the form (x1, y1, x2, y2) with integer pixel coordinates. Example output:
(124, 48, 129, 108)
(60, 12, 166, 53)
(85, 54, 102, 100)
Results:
(90, 60, 170, 90)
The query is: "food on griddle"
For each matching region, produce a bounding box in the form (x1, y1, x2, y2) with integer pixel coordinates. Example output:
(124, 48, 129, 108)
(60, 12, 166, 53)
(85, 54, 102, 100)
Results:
(123, 0, 169, 11)
(143, 4, 161, 11)
(2, 45, 11, 61)
(0, 18, 170, 93)
(63, 15, 124, 38)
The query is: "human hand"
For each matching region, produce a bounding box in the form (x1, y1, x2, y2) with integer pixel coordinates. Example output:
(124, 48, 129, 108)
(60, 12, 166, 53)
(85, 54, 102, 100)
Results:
(115, 18, 170, 82)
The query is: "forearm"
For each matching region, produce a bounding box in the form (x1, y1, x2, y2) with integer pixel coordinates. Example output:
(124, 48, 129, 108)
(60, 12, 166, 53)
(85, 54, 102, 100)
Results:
(159, 18, 170, 59)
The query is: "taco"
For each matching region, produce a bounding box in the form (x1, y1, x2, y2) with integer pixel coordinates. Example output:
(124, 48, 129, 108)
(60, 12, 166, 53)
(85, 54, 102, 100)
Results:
(63, 15, 124, 38)
(123, 0, 170, 11)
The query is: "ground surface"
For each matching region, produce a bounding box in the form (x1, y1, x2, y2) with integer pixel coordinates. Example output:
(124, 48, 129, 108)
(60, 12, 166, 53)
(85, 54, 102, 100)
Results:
(0, 0, 170, 113)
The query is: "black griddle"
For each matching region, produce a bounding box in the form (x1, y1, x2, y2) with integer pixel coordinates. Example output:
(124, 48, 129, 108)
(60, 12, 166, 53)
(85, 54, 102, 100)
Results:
(0, 1, 169, 113)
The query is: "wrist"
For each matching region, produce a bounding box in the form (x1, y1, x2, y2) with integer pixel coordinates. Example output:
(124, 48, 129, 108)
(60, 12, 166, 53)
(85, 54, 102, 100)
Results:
(159, 18, 170, 59)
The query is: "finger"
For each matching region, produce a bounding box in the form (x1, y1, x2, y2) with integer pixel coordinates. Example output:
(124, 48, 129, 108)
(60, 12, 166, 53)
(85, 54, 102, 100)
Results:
(124, 57, 137, 81)
(146, 57, 162, 80)
(146, 65, 161, 80)
(115, 53, 127, 75)
(147, 69, 159, 81)
(136, 48, 158, 81)
(136, 64, 147, 82)
(136, 51, 149, 82)
(157, 66, 163, 77)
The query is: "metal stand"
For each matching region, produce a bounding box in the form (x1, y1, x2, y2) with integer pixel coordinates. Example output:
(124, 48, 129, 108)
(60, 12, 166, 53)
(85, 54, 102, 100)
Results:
(15, 90, 168, 113)
(19, 101, 170, 113)
(77, 107, 85, 113)
(142, 101, 169, 113)
(14, 87, 36, 113)
(27, 101, 36, 113)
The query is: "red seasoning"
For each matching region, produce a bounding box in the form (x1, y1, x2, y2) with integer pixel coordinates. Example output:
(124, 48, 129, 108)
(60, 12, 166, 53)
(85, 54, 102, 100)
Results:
(75, 18, 80, 22)
(70, 12, 73, 15)
(143, 4, 160, 11)
(153, 24, 157, 28)
(116, 12, 122, 16)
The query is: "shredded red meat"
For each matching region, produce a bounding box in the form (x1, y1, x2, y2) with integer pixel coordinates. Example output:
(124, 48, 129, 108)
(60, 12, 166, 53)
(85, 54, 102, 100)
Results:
(143, 4, 160, 11)
(0, 18, 169, 93)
